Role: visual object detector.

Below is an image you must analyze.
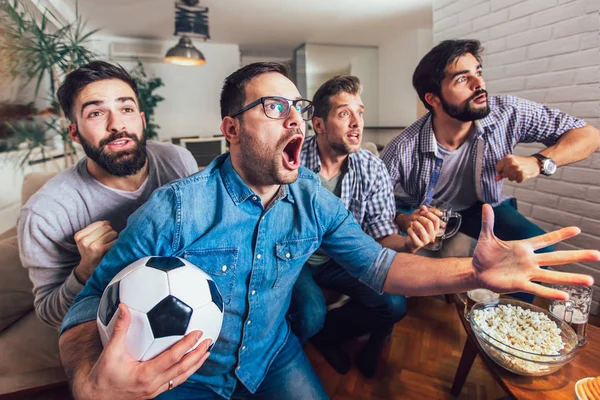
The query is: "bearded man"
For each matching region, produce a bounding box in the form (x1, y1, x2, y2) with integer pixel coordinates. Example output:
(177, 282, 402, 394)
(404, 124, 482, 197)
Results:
(18, 61, 198, 328)
(381, 39, 600, 302)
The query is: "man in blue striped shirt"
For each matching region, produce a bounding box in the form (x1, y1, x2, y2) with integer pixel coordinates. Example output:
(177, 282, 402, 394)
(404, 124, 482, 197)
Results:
(290, 75, 440, 378)
(382, 40, 600, 302)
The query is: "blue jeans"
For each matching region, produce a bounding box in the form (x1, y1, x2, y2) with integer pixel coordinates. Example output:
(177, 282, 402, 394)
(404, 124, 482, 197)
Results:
(155, 334, 327, 399)
(288, 259, 407, 342)
(458, 199, 554, 303)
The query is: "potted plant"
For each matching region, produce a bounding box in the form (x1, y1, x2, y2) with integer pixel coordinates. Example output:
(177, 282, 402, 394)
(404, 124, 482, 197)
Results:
(0, 0, 98, 167)
(129, 60, 165, 140)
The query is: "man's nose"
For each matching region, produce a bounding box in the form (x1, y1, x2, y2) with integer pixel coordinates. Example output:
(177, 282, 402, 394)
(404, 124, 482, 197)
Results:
(284, 105, 303, 128)
(107, 112, 126, 132)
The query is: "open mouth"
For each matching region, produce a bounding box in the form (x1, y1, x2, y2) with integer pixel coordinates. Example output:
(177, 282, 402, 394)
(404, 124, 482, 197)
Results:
(107, 137, 134, 150)
(282, 135, 303, 170)
(347, 131, 361, 144)
(472, 92, 487, 104)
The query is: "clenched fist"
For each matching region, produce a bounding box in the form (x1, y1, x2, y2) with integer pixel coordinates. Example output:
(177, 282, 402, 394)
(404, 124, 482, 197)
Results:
(74, 221, 118, 284)
(495, 154, 540, 183)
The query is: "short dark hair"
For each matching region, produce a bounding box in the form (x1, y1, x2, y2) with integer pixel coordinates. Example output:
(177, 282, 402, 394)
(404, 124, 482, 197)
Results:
(57, 61, 139, 122)
(412, 39, 483, 111)
(312, 75, 361, 121)
(220, 62, 291, 120)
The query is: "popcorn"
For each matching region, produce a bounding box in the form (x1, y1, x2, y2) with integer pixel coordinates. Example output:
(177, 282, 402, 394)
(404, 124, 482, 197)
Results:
(472, 304, 565, 374)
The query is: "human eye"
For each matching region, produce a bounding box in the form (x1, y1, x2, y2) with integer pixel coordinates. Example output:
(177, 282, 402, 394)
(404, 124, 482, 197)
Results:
(339, 110, 349, 118)
(456, 76, 466, 83)
(267, 101, 284, 112)
(123, 107, 135, 113)
(87, 110, 101, 118)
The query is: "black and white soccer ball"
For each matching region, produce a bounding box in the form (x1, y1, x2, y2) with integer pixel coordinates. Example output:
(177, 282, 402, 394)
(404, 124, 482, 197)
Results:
(97, 256, 224, 361)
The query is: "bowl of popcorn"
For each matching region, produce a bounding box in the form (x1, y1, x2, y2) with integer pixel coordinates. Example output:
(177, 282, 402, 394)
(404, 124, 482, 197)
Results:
(468, 298, 579, 376)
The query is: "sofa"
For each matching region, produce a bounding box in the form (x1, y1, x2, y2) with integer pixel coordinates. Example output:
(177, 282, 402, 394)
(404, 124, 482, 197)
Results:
(0, 171, 66, 396)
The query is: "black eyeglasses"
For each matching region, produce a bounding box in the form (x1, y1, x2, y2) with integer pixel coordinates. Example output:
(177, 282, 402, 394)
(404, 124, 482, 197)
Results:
(230, 96, 314, 121)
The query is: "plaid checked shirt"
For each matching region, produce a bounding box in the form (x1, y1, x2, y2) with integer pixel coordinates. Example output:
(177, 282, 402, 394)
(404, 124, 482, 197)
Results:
(301, 135, 398, 239)
(381, 95, 587, 210)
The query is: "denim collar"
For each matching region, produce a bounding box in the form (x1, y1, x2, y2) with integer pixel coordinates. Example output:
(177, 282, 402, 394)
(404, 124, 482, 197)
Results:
(220, 154, 294, 206)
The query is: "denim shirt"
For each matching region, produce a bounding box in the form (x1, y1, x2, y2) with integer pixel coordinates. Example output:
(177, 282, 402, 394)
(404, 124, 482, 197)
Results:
(61, 154, 396, 398)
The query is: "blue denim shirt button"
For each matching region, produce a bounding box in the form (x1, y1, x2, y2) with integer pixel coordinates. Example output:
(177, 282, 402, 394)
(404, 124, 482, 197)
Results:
(221, 265, 227, 272)
(247, 320, 251, 325)
(285, 253, 291, 258)
(251, 290, 256, 295)
(242, 346, 246, 351)
(256, 254, 261, 259)
(252, 196, 258, 201)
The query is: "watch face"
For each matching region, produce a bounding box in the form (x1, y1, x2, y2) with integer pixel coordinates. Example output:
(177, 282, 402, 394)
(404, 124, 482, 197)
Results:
(544, 159, 557, 175)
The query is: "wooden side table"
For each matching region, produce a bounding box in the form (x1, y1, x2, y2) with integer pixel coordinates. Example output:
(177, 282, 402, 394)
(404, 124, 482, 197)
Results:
(450, 294, 600, 399)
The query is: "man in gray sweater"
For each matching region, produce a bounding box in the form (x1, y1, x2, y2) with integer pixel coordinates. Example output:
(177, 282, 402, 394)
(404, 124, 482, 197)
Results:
(18, 61, 198, 328)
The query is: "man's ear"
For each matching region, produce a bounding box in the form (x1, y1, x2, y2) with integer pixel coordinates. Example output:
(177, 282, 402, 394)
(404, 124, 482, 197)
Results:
(68, 123, 80, 144)
(424, 93, 439, 110)
(221, 116, 241, 145)
(312, 117, 325, 135)
(140, 111, 147, 130)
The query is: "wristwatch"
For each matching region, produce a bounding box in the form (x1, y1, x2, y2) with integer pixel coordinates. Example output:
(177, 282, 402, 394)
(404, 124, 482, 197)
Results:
(531, 153, 557, 176)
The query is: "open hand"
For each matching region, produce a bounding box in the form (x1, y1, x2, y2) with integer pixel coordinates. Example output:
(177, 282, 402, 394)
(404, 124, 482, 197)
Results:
(472, 204, 598, 300)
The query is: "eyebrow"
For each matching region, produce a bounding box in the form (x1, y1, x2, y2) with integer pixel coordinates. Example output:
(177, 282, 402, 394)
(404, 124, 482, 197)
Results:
(450, 64, 482, 80)
(80, 96, 137, 116)
(334, 103, 365, 109)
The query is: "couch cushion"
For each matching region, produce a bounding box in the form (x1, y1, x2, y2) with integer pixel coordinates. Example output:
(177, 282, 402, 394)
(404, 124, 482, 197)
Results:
(0, 233, 34, 332)
(22, 171, 59, 205)
(0, 311, 65, 395)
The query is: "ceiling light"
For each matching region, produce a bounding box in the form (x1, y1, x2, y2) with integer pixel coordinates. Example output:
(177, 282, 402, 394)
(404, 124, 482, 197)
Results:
(164, 0, 209, 66)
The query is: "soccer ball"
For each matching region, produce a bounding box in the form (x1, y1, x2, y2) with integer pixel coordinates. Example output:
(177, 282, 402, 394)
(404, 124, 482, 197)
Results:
(96, 256, 224, 361)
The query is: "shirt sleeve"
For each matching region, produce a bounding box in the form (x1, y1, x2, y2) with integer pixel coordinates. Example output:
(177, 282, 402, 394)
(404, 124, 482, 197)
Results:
(516, 97, 587, 146)
(18, 208, 84, 328)
(380, 141, 402, 193)
(362, 160, 399, 240)
(178, 146, 200, 175)
(316, 186, 396, 294)
(60, 185, 180, 335)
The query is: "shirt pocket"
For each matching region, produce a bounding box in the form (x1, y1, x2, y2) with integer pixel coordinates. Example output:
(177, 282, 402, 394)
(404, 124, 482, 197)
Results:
(273, 237, 319, 289)
(183, 248, 238, 305)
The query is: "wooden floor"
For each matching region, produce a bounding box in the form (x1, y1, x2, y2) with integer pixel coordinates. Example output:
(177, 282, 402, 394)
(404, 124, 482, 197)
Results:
(306, 296, 507, 400)
(5, 296, 511, 400)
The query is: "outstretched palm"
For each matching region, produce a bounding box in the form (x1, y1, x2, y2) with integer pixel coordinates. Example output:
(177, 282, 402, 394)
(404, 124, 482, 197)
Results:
(472, 205, 598, 300)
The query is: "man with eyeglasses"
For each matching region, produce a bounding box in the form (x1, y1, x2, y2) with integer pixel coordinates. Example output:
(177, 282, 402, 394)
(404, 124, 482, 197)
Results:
(288, 75, 441, 378)
(57, 62, 598, 400)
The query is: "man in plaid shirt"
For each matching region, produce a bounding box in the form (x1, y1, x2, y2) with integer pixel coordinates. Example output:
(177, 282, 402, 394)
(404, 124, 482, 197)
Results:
(289, 75, 441, 378)
(382, 39, 600, 303)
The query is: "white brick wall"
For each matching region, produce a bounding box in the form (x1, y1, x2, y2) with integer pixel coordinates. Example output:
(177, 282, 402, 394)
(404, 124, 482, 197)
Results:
(433, 0, 600, 315)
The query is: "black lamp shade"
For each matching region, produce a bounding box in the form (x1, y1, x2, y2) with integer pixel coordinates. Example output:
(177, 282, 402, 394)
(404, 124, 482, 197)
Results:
(164, 36, 206, 66)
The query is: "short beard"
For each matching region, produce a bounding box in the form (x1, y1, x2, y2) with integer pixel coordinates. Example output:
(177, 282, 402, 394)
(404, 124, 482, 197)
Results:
(322, 126, 360, 156)
(238, 124, 301, 186)
(78, 129, 148, 177)
(440, 89, 490, 122)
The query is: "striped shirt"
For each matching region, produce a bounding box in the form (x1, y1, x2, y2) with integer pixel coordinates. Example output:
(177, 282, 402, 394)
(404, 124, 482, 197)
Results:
(301, 135, 398, 239)
(381, 95, 587, 210)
